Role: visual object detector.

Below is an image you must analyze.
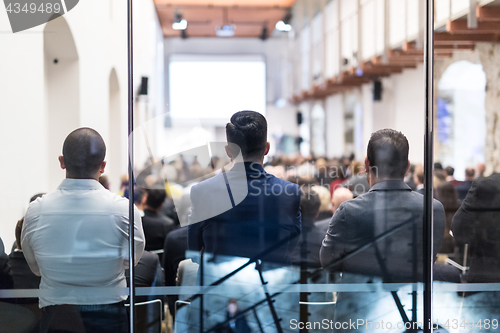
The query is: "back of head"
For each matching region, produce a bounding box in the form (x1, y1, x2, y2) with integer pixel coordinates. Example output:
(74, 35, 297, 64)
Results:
(300, 188, 321, 225)
(445, 166, 454, 177)
(62, 128, 106, 179)
(332, 187, 353, 212)
(145, 189, 167, 210)
(226, 111, 267, 161)
(465, 167, 475, 179)
(367, 129, 409, 179)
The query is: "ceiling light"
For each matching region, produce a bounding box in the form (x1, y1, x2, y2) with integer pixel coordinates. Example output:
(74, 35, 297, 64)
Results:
(173, 19, 187, 31)
(276, 21, 292, 32)
(216, 25, 235, 37)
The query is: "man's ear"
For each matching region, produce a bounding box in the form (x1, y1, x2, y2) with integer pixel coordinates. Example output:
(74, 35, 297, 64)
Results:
(405, 160, 411, 176)
(99, 161, 107, 175)
(264, 142, 270, 156)
(58, 155, 66, 170)
(225, 145, 234, 160)
(364, 157, 370, 174)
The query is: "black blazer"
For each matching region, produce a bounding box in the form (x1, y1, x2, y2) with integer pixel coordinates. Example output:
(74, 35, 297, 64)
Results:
(320, 181, 445, 282)
(452, 173, 500, 283)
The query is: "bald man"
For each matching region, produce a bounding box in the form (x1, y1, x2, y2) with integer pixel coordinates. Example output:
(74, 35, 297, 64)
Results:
(331, 187, 353, 214)
(22, 128, 144, 333)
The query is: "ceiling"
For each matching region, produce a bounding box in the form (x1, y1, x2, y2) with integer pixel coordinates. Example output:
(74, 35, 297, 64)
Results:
(154, 0, 294, 38)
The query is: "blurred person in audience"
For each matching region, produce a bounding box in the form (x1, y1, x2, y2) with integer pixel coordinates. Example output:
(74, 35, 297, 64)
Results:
(435, 182, 460, 254)
(21, 128, 144, 333)
(475, 163, 486, 179)
(9, 194, 44, 297)
(455, 167, 475, 201)
(342, 160, 370, 198)
(133, 187, 147, 215)
(330, 187, 353, 215)
(320, 129, 445, 283)
(118, 175, 128, 197)
(141, 189, 175, 253)
(311, 185, 333, 220)
(445, 166, 461, 186)
(414, 164, 425, 195)
(329, 161, 349, 196)
(98, 175, 110, 190)
(188, 111, 301, 264)
(404, 164, 417, 190)
(291, 188, 322, 268)
(0, 236, 13, 290)
(215, 299, 251, 333)
(452, 172, 500, 283)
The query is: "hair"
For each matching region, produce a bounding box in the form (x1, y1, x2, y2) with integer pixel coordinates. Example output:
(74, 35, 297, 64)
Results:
(445, 166, 454, 176)
(145, 189, 167, 209)
(465, 167, 475, 179)
(133, 187, 146, 204)
(226, 111, 267, 160)
(62, 128, 106, 178)
(367, 129, 409, 179)
(311, 185, 331, 212)
(300, 188, 321, 225)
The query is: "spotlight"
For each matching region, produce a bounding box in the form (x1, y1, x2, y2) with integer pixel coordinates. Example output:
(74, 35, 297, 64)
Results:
(215, 25, 235, 37)
(275, 20, 292, 32)
(173, 19, 187, 31)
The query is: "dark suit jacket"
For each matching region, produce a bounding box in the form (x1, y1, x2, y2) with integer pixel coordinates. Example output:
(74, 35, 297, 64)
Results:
(142, 209, 175, 252)
(452, 173, 500, 283)
(290, 218, 326, 268)
(188, 162, 301, 264)
(320, 181, 445, 282)
(455, 180, 473, 201)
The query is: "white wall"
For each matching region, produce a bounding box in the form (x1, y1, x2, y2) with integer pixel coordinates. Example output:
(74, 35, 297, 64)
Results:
(325, 95, 345, 158)
(0, 0, 163, 248)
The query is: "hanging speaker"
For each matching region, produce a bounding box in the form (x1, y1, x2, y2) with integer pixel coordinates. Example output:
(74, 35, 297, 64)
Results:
(296, 111, 303, 125)
(139, 77, 149, 95)
(373, 81, 382, 101)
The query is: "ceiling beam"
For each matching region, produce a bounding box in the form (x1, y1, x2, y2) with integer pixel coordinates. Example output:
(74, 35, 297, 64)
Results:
(476, 6, 500, 21)
(446, 19, 500, 34)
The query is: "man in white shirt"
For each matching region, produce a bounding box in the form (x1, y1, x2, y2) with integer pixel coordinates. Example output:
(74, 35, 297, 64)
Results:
(22, 127, 144, 333)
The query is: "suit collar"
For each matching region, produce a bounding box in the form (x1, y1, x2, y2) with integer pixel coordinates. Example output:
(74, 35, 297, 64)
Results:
(369, 180, 412, 192)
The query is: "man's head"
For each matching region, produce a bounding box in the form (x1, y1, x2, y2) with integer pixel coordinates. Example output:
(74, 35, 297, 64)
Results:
(445, 166, 454, 177)
(300, 188, 321, 225)
(465, 167, 475, 181)
(59, 128, 106, 179)
(225, 111, 270, 163)
(365, 129, 410, 185)
(331, 187, 353, 213)
(145, 189, 167, 212)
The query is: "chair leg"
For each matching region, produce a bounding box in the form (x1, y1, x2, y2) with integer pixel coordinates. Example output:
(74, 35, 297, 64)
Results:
(256, 261, 283, 333)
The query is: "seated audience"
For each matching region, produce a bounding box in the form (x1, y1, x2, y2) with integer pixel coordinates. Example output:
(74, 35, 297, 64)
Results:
(452, 172, 500, 283)
(0, 236, 13, 290)
(188, 111, 301, 264)
(342, 161, 370, 198)
(290, 189, 322, 268)
(320, 129, 445, 282)
(455, 167, 475, 201)
(142, 189, 175, 253)
(434, 182, 460, 254)
(311, 185, 332, 221)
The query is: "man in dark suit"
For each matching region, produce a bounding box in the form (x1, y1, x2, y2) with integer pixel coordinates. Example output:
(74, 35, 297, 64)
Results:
(452, 173, 500, 283)
(455, 167, 475, 201)
(320, 129, 445, 282)
(187, 111, 302, 264)
(142, 189, 175, 253)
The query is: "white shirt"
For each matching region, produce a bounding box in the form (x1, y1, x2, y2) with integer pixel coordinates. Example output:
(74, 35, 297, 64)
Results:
(21, 179, 145, 308)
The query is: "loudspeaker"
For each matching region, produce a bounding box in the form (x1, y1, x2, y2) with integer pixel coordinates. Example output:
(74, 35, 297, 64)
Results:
(373, 81, 382, 101)
(296, 111, 303, 125)
(139, 77, 148, 95)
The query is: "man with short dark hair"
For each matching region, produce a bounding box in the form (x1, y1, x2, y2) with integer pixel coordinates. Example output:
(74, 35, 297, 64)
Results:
(188, 111, 301, 263)
(320, 129, 445, 282)
(142, 189, 175, 252)
(455, 167, 475, 200)
(22, 127, 144, 333)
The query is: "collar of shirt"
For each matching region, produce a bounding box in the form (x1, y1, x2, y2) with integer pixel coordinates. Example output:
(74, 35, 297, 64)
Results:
(369, 180, 412, 192)
(57, 178, 104, 191)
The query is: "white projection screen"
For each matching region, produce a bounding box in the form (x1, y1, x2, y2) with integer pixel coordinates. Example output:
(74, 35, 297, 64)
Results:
(169, 54, 266, 120)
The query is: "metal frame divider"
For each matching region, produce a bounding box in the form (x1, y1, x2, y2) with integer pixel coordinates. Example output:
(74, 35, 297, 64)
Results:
(127, 0, 135, 330)
(423, 0, 435, 332)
